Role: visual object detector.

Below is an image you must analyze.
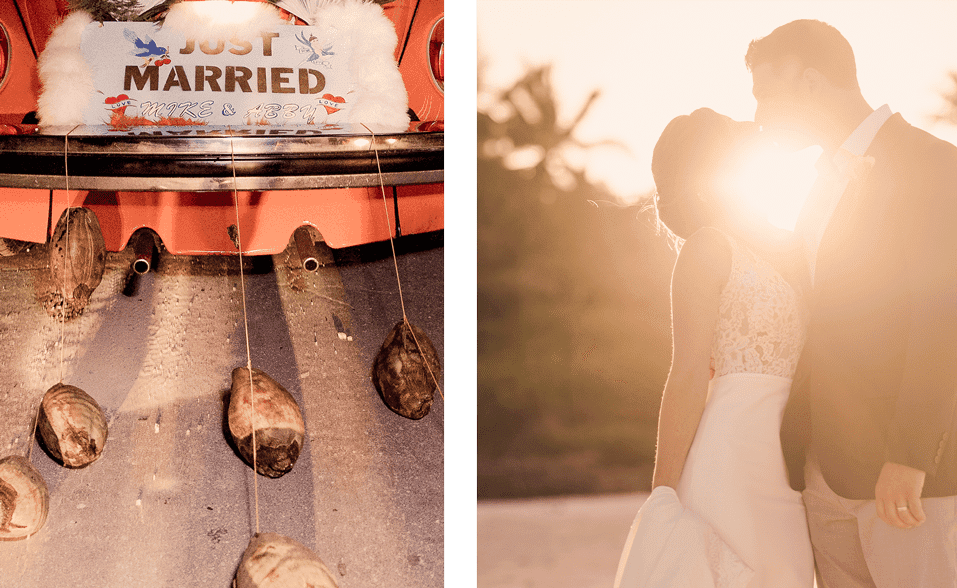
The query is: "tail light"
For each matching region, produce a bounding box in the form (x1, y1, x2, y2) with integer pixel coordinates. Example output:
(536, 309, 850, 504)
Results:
(428, 17, 443, 93)
(0, 23, 9, 91)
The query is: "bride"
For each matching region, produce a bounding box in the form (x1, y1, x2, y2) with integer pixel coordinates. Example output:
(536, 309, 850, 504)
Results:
(615, 108, 814, 587)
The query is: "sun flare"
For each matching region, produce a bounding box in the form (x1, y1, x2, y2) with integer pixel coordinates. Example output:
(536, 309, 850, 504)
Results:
(727, 144, 821, 231)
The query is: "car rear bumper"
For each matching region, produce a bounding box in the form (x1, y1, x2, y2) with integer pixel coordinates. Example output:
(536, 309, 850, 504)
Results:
(0, 122, 443, 191)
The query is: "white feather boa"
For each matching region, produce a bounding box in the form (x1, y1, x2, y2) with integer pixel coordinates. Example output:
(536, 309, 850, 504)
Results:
(162, 1, 287, 40)
(38, 1, 409, 131)
(37, 11, 95, 127)
(301, 1, 409, 131)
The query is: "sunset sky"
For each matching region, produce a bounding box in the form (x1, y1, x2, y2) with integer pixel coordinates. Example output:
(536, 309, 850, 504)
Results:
(477, 0, 957, 227)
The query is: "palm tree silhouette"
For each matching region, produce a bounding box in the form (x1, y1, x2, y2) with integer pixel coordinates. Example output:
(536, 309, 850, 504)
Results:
(478, 64, 675, 498)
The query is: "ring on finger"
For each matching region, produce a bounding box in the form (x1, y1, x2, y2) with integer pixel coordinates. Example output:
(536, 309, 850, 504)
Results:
(896, 504, 909, 512)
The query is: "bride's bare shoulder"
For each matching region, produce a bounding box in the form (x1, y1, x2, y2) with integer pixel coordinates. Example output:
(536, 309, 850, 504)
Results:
(673, 227, 733, 289)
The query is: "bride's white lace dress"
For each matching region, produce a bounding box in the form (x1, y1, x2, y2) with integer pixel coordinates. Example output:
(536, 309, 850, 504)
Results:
(674, 232, 814, 587)
(614, 232, 814, 587)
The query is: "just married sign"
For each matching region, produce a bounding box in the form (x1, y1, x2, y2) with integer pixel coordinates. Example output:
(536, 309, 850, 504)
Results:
(79, 22, 353, 126)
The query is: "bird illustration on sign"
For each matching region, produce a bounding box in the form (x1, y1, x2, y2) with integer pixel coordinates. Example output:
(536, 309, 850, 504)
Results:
(123, 28, 171, 67)
(294, 31, 335, 68)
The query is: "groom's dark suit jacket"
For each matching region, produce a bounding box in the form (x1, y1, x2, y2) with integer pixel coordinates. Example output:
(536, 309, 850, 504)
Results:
(781, 113, 957, 499)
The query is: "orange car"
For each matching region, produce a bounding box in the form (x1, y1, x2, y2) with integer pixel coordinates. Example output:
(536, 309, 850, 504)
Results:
(0, 0, 443, 267)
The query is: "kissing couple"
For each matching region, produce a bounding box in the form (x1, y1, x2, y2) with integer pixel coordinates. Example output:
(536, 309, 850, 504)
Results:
(614, 19, 957, 588)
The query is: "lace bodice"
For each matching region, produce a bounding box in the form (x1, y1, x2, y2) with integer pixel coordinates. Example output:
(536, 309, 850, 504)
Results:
(711, 234, 807, 379)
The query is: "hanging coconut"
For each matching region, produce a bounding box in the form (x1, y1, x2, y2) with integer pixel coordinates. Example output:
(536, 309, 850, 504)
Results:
(37, 383, 108, 468)
(0, 455, 50, 541)
(49, 207, 107, 317)
(371, 320, 441, 420)
(235, 532, 339, 588)
(228, 367, 305, 478)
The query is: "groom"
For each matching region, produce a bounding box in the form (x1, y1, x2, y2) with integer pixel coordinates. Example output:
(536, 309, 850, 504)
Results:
(747, 19, 957, 587)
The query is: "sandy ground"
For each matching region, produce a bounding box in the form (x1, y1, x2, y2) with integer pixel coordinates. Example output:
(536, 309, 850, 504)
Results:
(479, 493, 826, 588)
(478, 492, 649, 588)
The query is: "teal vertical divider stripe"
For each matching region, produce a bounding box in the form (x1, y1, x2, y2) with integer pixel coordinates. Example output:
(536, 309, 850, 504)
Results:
(445, 1, 477, 586)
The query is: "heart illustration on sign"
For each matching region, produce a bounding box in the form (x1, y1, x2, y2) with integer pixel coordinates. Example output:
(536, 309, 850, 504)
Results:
(104, 94, 129, 106)
(105, 94, 130, 115)
(321, 94, 345, 115)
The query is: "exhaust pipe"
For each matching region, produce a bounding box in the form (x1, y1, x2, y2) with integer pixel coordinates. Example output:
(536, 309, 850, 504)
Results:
(131, 231, 155, 275)
(294, 226, 320, 272)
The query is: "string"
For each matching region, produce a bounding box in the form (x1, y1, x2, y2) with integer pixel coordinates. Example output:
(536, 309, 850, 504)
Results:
(229, 134, 260, 535)
(58, 131, 73, 384)
(360, 124, 442, 400)
(30, 126, 78, 462)
(26, 407, 40, 462)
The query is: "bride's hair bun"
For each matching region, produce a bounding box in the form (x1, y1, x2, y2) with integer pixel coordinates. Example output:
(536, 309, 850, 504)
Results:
(652, 108, 755, 240)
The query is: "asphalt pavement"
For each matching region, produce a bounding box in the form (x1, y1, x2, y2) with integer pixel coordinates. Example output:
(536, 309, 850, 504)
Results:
(0, 232, 443, 588)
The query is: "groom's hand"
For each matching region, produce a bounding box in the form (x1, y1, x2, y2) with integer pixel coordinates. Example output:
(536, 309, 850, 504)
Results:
(875, 462, 927, 529)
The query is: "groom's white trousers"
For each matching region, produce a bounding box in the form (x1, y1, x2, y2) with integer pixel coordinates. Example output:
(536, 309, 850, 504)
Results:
(803, 452, 957, 588)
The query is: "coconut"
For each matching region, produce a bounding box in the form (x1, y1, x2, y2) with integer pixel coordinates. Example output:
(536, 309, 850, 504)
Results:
(235, 532, 338, 588)
(371, 320, 441, 419)
(37, 383, 108, 468)
(227, 367, 305, 478)
(49, 207, 106, 315)
(0, 455, 50, 541)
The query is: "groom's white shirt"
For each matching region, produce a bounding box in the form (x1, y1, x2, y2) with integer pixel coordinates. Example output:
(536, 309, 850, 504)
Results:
(801, 103, 893, 283)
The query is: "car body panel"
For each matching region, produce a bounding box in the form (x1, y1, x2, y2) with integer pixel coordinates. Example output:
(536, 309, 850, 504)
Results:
(45, 183, 442, 254)
(388, 1, 444, 122)
(0, 187, 49, 243)
(0, 1, 40, 122)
